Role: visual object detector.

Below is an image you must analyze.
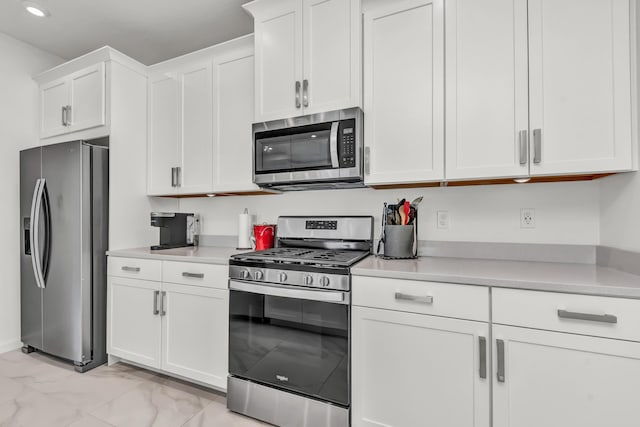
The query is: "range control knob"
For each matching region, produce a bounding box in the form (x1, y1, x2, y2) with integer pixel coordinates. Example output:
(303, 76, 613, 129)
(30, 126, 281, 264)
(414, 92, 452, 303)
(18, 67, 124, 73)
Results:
(241, 270, 250, 279)
(304, 275, 314, 286)
(279, 272, 288, 283)
(320, 276, 330, 287)
(254, 271, 264, 280)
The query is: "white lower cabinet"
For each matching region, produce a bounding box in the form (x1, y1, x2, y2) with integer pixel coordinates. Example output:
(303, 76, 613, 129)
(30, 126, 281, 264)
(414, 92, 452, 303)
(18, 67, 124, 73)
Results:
(352, 306, 490, 427)
(351, 277, 490, 427)
(161, 283, 228, 389)
(107, 276, 162, 369)
(492, 325, 640, 427)
(492, 288, 640, 427)
(107, 257, 228, 390)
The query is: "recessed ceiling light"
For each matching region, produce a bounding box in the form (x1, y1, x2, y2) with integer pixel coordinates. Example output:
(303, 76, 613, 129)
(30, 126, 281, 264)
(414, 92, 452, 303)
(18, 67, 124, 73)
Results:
(23, 1, 50, 17)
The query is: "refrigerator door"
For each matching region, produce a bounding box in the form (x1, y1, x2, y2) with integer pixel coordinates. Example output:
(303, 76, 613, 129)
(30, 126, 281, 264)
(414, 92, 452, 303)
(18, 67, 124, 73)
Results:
(41, 141, 92, 363)
(20, 147, 43, 350)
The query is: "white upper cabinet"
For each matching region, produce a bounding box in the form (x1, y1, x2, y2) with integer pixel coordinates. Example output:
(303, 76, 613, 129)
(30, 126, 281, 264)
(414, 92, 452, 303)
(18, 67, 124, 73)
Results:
(147, 63, 213, 196)
(212, 48, 260, 193)
(179, 63, 214, 194)
(528, 0, 633, 175)
(148, 74, 180, 196)
(445, 0, 529, 180)
(40, 62, 106, 139)
(445, 0, 634, 181)
(244, 0, 361, 122)
(363, 0, 444, 185)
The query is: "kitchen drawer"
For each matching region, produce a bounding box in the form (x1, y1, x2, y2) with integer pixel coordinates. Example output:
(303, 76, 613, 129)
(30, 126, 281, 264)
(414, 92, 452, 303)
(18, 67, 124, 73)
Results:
(162, 261, 227, 289)
(352, 276, 489, 322)
(493, 288, 640, 342)
(108, 257, 162, 282)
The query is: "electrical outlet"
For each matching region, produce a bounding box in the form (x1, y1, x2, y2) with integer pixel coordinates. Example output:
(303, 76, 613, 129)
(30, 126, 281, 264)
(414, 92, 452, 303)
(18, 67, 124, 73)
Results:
(520, 208, 535, 228)
(437, 210, 449, 229)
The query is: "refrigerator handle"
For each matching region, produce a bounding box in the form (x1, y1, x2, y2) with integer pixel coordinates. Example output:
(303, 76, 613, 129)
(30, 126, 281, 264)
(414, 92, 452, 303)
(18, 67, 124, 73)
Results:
(29, 179, 46, 289)
(41, 181, 52, 284)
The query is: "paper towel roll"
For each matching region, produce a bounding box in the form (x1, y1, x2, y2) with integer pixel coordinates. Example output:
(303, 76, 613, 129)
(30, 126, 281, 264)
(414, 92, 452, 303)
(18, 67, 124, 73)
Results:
(237, 209, 253, 249)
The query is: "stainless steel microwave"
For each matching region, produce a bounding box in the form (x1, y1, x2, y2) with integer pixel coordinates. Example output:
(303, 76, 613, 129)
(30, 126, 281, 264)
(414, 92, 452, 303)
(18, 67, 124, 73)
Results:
(252, 107, 363, 191)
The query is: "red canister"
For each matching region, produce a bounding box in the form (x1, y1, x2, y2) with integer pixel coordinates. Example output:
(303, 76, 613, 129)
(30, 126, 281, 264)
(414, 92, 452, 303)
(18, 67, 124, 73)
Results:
(253, 224, 276, 250)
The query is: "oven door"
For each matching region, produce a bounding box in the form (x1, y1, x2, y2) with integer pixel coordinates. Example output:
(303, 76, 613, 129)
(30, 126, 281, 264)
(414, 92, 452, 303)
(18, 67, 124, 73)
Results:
(254, 122, 341, 185)
(228, 280, 350, 407)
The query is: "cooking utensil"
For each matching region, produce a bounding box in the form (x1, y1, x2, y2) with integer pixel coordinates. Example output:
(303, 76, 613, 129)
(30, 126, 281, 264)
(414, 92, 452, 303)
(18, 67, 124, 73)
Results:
(377, 203, 387, 254)
(403, 201, 410, 225)
(411, 196, 423, 207)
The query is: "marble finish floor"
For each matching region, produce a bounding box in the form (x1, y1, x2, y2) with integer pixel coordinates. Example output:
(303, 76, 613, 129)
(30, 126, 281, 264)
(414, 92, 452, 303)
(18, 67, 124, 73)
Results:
(0, 350, 269, 427)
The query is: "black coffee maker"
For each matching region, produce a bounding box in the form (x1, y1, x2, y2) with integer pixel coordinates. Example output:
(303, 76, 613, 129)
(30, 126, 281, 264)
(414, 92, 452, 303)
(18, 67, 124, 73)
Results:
(150, 212, 199, 250)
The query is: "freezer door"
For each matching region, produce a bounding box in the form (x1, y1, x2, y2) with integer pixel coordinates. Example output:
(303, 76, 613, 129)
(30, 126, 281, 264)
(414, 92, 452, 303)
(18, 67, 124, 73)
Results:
(20, 147, 43, 350)
(41, 141, 92, 363)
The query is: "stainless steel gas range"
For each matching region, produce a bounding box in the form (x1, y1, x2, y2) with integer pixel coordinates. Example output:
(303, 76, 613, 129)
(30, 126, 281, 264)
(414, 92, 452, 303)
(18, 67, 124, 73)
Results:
(227, 216, 374, 427)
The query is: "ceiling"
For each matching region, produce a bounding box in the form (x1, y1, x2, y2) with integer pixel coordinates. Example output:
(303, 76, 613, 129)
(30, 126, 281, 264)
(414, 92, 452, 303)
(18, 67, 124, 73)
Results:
(0, 0, 254, 65)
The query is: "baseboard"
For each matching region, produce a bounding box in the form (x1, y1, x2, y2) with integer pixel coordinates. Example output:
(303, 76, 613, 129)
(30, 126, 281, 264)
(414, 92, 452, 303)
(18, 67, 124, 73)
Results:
(0, 340, 22, 354)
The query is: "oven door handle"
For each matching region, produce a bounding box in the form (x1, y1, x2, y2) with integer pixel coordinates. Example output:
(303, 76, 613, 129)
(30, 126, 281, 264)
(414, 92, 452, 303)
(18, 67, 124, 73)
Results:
(329, 121, 340, 168)
(229, 280, 350, 305)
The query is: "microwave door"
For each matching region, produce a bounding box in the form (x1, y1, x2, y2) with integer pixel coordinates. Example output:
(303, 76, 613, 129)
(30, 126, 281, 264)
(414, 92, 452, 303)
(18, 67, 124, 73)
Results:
(290, 128, 334, 169)
(256, 135, 292, 173)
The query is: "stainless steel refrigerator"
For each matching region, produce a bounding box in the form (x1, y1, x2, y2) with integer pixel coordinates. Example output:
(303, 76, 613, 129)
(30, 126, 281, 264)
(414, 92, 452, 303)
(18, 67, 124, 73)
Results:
(20, 140, 108, 372)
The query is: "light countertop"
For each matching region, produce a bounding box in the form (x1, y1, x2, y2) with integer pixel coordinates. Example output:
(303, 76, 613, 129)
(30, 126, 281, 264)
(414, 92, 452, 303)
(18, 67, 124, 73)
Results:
(107, 247, 640, 298)
(107, 246, 251, 265)
(352, 256, 640, 299)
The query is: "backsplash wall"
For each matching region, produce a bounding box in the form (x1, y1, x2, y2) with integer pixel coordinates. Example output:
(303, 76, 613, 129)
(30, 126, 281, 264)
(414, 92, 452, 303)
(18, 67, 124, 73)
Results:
(177, 180, 600, 246)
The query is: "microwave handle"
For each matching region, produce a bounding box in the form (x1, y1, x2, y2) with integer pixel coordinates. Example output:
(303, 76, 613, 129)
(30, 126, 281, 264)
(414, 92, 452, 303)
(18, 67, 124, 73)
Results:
(330, 121, 340, 168)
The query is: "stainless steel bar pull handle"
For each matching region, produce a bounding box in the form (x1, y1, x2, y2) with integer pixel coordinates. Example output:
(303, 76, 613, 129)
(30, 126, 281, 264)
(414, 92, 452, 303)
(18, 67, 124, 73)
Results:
(153, 290, 160, 315)
(329, 122, 339, 168)
(160, 291, 167, 316)
(295, 81, 301, 109)
(496, 339, 505, 383)
(29, 179, 46, 289)
(182, 272, 204, 279)
(364, 147, 371, 175)
(533, 129, 542, 164)
(171, 167, 178, 187)
(61, 106, 66, 126)
(302, 79, 309, 107)
(479, 336, 487, 379)
(66, 105, 72, 126)
(395, 292, 433, 304)
(557, 309, 617, 324)
(121, 266, 141, 272)
(518, 130, 528, 165)
(176, 166, 182, 187)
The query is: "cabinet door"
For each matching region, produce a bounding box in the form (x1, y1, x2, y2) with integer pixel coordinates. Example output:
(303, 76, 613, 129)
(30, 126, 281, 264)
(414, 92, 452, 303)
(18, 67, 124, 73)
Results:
(161, 283, 229, 389)
(40, 78, 70, 138)
(250, 0, 304, 121)
(363, 0, 444, 185)
(528, 0, 633, 175)
(302, 0, 360, 114)
(148, 74, 179, 195)
(352, 306, 490, 427)
(68, 62, 106, 132)
(493, 325, 640, 427)
(107, 276, 162, 369)
(445, 0, 529, 180)
(212, 50, 259, 193)
(179, 63, 214, 194)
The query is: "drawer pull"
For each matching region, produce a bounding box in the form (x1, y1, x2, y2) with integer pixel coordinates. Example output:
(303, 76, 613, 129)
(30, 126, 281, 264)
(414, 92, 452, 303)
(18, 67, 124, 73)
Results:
(182, 272, 204, 279)
(557, 309, 617, 324)
(395, 292, 433, 304)
(121, 266, 141, 273)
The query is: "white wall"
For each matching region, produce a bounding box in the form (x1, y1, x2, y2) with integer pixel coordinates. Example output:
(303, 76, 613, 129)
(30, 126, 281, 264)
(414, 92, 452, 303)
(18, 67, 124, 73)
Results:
(0, 33, 63, 353)
(180, 180, 600, 246)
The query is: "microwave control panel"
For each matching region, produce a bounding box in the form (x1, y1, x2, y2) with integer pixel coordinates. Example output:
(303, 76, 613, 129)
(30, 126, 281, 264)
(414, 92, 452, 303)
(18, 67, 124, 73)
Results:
(338, 119, 357, 168)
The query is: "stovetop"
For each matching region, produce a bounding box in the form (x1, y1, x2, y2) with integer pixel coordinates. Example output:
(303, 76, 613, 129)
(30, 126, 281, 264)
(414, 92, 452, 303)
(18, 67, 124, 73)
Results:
(231, 247, 370, 268)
